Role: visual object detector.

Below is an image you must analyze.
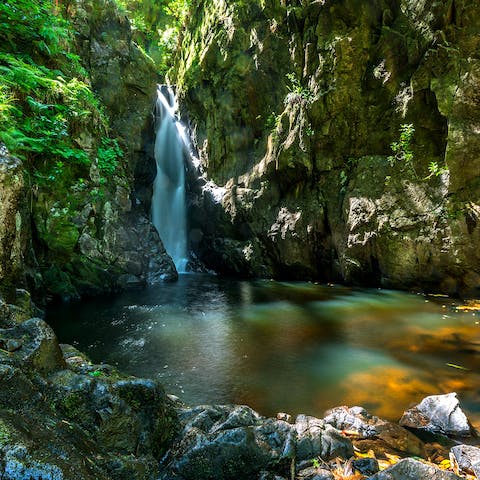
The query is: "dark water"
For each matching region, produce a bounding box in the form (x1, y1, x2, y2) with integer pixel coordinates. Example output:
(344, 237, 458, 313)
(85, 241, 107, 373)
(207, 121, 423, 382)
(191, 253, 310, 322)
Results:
(47, 275, 480, 425)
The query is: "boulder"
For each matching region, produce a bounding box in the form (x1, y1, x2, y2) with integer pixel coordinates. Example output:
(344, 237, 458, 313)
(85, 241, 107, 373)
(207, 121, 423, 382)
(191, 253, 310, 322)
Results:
(449, 444, 480, 477)
(297, 467, 334, 480)
(294, 414, 353, 461)
(399, 393, 475, 437)
(0, 318, 65, 374)
(368, 458, 462, 480)
(323, 406, 424, 456)
(160, 406, 352, 480)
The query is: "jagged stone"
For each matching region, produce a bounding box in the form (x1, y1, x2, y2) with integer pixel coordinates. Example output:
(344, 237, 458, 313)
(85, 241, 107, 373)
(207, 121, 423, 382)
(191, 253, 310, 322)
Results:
(294, 414, 354, 461)
(353, 457, 379, 476)
(323, 406, 424, 456)
(449, 444, 480, 477)
(160, 406, 352, 480)
(399, 393, 474, 437)
(297, 467, 334, 480)
(368, 458, 462, 479)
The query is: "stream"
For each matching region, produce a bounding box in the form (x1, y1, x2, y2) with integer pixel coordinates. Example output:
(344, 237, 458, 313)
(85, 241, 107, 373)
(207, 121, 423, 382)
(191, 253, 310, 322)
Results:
(47, 275, 480, 425)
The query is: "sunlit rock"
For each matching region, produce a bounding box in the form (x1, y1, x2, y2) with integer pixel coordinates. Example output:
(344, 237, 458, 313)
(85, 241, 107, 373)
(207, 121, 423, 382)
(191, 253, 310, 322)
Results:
(368, 458, 462, 480)
(323, 405, 424, 456)
(399, 392, 475, 437)
(449, 444, 480, 477)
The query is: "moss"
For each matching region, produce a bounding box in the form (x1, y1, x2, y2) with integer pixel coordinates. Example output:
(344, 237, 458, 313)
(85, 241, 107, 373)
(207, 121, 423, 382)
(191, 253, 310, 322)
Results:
(58, 392, 86, 421)
(0, 417, 12, 445)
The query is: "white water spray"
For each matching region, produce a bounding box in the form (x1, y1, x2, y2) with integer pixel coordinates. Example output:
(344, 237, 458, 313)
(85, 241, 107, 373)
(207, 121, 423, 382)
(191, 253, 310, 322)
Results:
(151, 85, 189, 273)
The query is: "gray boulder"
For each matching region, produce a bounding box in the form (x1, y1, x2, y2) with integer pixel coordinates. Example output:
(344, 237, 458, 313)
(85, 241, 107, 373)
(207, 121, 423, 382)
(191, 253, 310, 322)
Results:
(294, 414, 353, 461)
(323, 405, 424, 456)
(450, 444, 480, 477)
(160, 406, 353, 480)
(399, 393, 474, 437)
(368, 458, 462, 479)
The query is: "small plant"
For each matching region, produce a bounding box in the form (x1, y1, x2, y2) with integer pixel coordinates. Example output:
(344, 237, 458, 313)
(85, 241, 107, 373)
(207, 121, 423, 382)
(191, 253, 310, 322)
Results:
(285, 72, 315, 105)
(265, 111, 279, 130)
(425, 161, 448, 179)
(304, 121, 315, 137)
(387, 123, 415, 169)
(96, 138, 123, 175)
(339, 170, 348, 193)
(312, 458, 321, 469)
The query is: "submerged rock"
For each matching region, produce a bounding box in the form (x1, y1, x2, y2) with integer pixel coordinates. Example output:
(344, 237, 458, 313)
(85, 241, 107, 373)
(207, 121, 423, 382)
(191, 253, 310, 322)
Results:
(399, 393, 475, 437)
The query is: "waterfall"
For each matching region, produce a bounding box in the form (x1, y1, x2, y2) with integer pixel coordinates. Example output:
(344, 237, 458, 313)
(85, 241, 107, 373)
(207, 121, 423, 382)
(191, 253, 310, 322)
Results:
(151, 85, 189, 273)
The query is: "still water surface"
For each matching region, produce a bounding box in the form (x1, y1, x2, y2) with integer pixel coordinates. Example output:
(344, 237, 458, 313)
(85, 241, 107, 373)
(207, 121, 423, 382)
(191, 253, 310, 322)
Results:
(47, 275, 480, 424)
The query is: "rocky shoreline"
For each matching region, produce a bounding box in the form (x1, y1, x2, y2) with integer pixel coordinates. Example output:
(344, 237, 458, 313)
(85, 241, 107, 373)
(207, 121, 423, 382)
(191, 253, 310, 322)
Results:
(1, 291, 478, 480)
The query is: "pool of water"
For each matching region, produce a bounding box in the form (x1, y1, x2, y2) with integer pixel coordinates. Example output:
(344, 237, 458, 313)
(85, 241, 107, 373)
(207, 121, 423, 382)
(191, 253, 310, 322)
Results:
(47, 275, 480, 425)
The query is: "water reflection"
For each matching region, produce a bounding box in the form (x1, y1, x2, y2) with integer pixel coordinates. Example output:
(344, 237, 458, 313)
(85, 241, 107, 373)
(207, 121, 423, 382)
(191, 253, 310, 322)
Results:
(47, 275, 480, 425)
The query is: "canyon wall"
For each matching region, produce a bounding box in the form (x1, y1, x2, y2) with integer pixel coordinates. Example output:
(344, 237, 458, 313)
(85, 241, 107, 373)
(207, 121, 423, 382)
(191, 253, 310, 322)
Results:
(175, 0, 480, 295)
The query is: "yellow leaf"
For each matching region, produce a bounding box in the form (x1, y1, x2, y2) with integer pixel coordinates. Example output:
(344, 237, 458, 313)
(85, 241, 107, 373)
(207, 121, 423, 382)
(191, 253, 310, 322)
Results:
(354, 449, 376, 459)
(384, 453, 401, 464)
(438, 459, 451, 470)
(446, 363, 470, 371)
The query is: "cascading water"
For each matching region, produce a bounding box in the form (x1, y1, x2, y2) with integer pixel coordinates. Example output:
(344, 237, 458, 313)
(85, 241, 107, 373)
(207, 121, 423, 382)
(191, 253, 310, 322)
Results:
(151, 85, 189, 273)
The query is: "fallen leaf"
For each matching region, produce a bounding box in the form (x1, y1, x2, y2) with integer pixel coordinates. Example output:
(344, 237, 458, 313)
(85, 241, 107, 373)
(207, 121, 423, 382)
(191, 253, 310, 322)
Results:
(446, 363, 470, 371)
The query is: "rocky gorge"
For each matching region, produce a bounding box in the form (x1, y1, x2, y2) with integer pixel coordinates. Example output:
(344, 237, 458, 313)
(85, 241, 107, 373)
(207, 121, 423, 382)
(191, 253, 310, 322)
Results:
(0, 0, 480, 479)
(176, 0, 480, 296)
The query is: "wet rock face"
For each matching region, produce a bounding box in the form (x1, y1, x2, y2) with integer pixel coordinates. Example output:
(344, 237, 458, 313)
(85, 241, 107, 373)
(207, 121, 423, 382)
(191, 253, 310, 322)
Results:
(0, 153, 31, 297)
(0, 313, 177, 480)
(159, 405, 353, 480)
(176, 0, 480, 293)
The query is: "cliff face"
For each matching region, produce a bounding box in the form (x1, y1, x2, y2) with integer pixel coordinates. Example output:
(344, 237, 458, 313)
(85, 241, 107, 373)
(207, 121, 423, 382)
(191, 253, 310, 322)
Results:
(175, 0, 480, 294)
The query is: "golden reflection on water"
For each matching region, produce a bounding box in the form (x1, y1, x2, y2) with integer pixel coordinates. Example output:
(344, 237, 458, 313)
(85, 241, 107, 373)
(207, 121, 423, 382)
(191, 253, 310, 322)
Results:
(229, 290, 480, 425)
(48, 278, 480, 427)
(337, 366, 434, 420)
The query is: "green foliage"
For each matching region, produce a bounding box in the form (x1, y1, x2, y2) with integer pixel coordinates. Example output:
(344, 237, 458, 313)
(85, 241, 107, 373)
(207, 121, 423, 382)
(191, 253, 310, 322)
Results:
(425, 161, 449, 179)
(0, 53, 107, 184)
(0, 0, 124, 202)
(115, 0, 192, 75)
(97, 138, 123, 175)
(0, 0, 68, 56)
(387, 123, 415, 170)
(265, 111, 281, 132)
(304, 121, 315, 137)
(285, 72, 316, 104)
